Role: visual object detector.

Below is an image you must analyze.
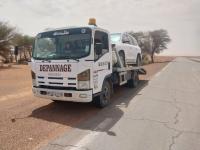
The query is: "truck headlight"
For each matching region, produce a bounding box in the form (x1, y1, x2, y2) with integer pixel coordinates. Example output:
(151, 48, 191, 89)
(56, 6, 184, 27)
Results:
(77, 69, 90, 89)
(78, 81, 90, 89)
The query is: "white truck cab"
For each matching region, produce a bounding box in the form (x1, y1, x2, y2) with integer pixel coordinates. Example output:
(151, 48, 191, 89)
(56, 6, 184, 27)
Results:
(30, 19, 145, 108)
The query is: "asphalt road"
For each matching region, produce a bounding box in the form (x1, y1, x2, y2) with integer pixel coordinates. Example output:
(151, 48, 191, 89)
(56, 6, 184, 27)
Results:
(41, 57, 200, 150)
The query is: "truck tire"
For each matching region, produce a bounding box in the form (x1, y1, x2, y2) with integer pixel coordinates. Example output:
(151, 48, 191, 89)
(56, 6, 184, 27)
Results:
(93, 80, 111, 108)
(119, 51, 126, 67)
(52, 100, 62, 103)
(127, 71, 139, 88)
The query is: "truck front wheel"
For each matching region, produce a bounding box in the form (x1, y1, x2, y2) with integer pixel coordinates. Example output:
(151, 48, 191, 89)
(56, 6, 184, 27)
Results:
(52, 100, 62, 103)
(127, 71, 139, 88)
(93, 80, 111, 108)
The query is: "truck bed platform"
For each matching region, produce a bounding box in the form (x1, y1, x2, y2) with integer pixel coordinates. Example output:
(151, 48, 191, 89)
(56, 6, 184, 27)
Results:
(113, 66, 146, 75)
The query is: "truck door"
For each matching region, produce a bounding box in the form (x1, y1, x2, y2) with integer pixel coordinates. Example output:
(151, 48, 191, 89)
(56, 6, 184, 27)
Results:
(93, 30, 112, 94)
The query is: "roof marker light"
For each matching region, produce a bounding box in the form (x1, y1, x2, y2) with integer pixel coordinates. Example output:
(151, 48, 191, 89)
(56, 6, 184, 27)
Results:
(88, 18, 97, 26)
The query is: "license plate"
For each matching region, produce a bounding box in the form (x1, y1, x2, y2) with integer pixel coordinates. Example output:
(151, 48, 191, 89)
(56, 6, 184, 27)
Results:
(47, 91, 62, 97)
(47, 91, 54, 96)
(54, 92, 62, 97)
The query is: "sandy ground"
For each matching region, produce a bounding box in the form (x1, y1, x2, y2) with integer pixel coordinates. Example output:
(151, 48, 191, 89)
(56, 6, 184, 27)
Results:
(140, 56, 175, 80)
(0, 56, 174, 150)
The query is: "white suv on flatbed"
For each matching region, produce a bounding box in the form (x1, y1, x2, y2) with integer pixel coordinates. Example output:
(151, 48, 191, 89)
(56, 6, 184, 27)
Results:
(111, 33, 142, 66)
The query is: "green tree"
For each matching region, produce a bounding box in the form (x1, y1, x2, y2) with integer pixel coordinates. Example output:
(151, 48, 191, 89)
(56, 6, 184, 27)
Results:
(23, 35, 34, 59)
(12, 34, 34, 61)
(13, 34, 34, 46)
(129, 31, 153, 55)
(0, 22, 16, 62)
(129, 29, 171, 63)
(150, 29, 171, 63)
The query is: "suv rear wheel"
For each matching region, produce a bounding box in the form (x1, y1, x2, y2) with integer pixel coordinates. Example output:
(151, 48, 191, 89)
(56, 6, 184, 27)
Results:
(127, 71, 139, 88)
(136, 55, 142, 66)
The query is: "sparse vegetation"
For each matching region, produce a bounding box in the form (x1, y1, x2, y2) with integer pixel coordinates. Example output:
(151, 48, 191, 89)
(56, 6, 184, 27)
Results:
(0, 22, 16, 63)
(0, 21, 34, 64)
(13, 33, 34, 62)
(142, 54, 151, 65)
(129, 29, 171, 63)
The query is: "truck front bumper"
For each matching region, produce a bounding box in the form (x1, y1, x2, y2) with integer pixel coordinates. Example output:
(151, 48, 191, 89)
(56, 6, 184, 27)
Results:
(32, 87, 93, 102)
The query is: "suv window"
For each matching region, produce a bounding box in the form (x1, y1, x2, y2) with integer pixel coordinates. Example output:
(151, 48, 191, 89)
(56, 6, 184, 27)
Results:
(128, 34, 138, 46)
(127, 34, 135, 45)
(110, 33, 121, 43)
(122, 34, 130, 44)
(94, 31, 109, 60)
(133, 37, 138, 46)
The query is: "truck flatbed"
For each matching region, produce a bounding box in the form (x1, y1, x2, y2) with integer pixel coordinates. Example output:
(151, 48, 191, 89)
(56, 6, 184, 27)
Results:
(113, 66, 146, 75)
(112, 46, 146, 75)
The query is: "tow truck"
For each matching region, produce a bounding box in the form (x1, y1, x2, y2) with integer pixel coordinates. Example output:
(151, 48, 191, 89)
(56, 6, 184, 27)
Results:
(30, 18, 146, 108)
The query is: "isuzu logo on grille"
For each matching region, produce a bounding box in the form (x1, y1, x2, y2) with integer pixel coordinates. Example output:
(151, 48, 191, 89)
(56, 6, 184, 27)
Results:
(40, 64, 71, 72)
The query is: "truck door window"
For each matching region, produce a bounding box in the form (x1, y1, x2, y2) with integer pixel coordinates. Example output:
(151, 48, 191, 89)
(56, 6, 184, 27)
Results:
(126, 35, 133, 45)
(122, 34, 130, 44)
(94, 31, 109, 60)
(127, 35, 138, 46)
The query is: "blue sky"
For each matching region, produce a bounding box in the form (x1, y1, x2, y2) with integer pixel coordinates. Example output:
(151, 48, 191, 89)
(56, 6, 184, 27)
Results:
(0, 0, 199, 55)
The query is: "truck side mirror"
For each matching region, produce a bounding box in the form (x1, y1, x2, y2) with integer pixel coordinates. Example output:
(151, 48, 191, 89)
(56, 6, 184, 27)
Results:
(95, 43, 103, 55)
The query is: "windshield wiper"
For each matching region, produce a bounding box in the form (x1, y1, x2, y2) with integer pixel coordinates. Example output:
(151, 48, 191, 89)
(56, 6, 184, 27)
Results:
(42, 59, 51, 63)
(33, 57, 51, 62)
(33, 55, 79, 62)
(65, 57, 79, 62)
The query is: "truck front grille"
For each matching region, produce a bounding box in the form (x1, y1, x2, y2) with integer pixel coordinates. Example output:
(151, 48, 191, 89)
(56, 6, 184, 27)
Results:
(38, 85, 76, 90)
(37, 76, 76, 87)
(49, 82, 63, 85)
(48, 77, 63, 80)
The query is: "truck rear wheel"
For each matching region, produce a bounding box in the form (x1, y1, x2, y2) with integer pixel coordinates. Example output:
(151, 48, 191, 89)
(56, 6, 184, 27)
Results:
(127, 71, 139, 88)
(93, 81, 111, 108)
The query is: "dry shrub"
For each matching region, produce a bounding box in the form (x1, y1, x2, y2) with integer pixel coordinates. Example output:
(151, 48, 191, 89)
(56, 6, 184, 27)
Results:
(142, 54, 151, 65)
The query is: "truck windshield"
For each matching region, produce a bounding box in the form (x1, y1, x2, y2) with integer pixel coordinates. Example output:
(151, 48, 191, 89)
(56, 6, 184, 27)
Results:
(33, 28, 91, 60)
(110, 33, 121, 43)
